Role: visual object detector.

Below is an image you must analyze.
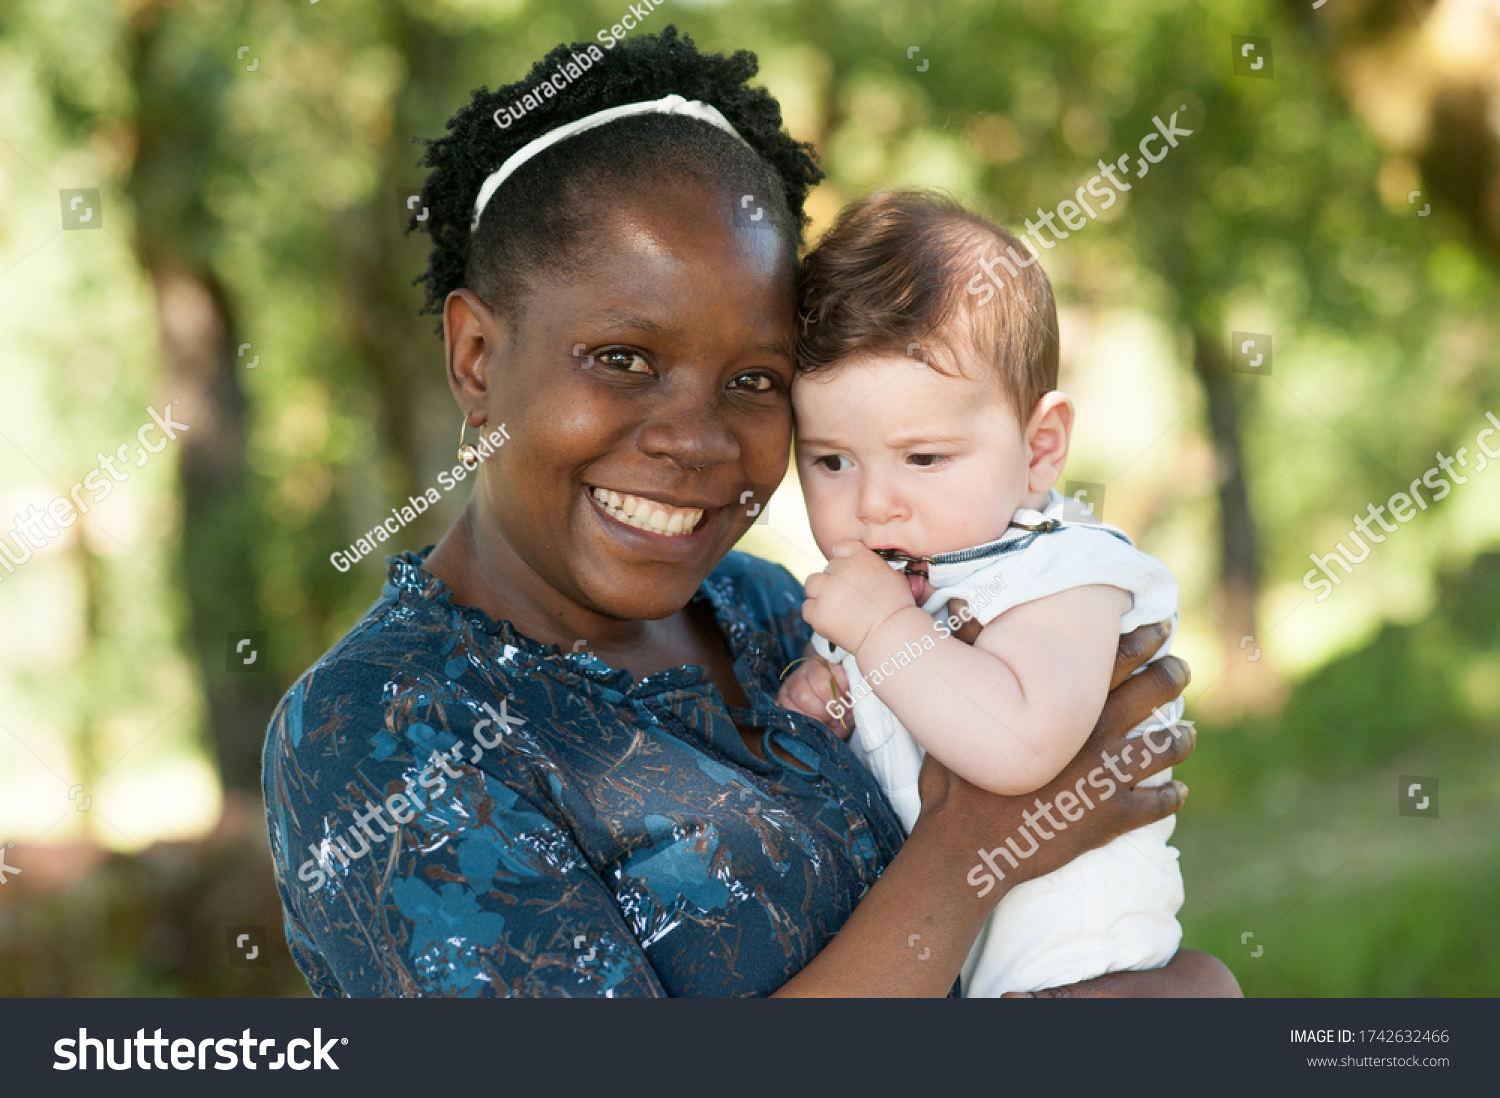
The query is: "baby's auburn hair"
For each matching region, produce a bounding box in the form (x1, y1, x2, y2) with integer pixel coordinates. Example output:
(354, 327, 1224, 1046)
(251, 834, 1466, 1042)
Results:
(413, 26, 822, 331)
(795, 190, 1059, 421)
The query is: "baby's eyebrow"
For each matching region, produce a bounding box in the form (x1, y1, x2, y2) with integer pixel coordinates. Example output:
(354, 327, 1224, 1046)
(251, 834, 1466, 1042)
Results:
(885, 433, 970, 448)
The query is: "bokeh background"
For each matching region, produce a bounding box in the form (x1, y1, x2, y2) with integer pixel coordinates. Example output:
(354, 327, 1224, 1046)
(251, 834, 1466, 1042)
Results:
(2, 0, 1498, 996)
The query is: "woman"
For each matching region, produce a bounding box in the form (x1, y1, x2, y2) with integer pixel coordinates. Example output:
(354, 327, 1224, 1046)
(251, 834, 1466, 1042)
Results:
(262, 27, 1238, 997)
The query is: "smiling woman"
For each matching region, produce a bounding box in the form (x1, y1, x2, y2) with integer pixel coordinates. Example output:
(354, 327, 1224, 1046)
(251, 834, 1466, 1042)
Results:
(259, 27, 1230, 998)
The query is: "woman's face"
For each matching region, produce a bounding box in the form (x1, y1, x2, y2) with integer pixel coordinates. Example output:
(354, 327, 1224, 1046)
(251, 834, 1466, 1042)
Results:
(459, 179, 796, 623)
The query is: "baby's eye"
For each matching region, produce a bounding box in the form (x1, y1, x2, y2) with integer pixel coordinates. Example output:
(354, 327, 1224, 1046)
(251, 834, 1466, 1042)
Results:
(814, 454, 853, 473)
(908, 453, 949, 468)
(596, 349, 653, 375)
(728, 372, 776, 393)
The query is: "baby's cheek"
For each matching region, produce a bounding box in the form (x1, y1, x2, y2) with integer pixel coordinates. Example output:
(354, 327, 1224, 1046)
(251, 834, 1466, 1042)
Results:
(803, 491, 851, 554)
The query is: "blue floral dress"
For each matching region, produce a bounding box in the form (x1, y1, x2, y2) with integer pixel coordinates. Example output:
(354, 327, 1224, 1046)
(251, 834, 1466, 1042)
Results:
(262, 549, 906, 996)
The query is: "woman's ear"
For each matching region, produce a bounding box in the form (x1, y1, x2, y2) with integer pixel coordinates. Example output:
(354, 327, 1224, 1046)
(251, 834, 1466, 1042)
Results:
(1024, 391, 1075, 494)
(444, 289, 502, 424)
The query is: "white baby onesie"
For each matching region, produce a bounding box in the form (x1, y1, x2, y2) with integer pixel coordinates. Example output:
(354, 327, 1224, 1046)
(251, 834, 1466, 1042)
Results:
(811, 489, 1185, 996)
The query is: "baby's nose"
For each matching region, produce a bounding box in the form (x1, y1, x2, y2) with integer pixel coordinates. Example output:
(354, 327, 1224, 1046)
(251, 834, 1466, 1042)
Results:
(855, 476, 909, 524)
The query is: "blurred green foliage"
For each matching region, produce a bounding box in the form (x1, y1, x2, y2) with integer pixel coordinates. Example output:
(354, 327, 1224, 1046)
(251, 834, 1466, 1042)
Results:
(1179, 552, 1500, 995)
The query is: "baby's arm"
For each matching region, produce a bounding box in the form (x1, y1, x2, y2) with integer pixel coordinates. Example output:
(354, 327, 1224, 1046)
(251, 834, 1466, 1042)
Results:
(801, 542, 1128, 795)
(860, 586, 1130, 795)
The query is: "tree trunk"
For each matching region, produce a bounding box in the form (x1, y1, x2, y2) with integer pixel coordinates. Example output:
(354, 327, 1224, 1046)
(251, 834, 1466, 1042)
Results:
(126, 3, 280, 794)
(1192, 326, 1281, 714)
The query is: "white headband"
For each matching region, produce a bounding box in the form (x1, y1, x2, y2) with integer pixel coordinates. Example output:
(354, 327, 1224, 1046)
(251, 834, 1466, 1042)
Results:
(469, 94, 750, 233)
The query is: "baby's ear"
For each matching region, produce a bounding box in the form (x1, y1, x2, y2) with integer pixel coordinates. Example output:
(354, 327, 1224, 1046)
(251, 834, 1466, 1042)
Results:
(1024, 392, 1075, 493)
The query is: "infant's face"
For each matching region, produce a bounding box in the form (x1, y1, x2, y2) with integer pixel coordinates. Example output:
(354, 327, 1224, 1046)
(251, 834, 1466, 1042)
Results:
(793, 349, 1032, 561)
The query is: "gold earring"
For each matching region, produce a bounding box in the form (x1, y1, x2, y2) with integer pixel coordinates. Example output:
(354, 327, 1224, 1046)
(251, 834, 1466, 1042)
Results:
(458, 415, 482, 465)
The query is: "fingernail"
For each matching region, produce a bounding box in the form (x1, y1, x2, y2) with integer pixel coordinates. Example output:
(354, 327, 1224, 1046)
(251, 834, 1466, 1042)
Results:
(1165, 657, 1188, 686)
(1174, 780, 1189, 803)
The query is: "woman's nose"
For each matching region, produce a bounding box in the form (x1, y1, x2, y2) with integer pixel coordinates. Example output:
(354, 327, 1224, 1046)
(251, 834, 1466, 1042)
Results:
(637, 401, 741, 472)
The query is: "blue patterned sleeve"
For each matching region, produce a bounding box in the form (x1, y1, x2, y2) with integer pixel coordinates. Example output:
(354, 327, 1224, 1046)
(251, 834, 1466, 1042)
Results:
(264, 661, 667, 998)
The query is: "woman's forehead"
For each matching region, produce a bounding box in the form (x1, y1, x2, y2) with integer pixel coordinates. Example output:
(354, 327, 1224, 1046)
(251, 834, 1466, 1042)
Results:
(519, 189, 795, 338)
(594, 180, 789, 273)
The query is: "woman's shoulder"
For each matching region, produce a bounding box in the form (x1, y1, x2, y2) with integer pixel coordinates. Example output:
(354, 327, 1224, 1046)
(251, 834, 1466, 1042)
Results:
(261, 552, 518, 775)
(268, 570, 440, 718)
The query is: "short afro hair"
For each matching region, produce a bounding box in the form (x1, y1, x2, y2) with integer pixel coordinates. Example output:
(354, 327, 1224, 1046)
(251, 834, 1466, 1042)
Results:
(412, 26, 822, 330)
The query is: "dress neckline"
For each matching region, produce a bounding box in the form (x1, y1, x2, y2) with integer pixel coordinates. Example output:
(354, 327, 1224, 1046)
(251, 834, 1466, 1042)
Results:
(385, 547, 778, 704)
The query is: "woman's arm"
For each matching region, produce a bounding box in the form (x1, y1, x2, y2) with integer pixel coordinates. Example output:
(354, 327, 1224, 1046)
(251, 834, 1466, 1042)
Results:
(1004, 949, 1241, 998)
(773, 621, 1195, 997)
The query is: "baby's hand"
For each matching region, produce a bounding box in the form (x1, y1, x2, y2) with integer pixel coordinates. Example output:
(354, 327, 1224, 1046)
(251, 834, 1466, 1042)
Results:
(776, 646, 855, 740)
(803, 541, 915, 655)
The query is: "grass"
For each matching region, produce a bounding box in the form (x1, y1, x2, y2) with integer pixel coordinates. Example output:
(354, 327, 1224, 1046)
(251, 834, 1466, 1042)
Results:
(1173, 553, 1500, 996)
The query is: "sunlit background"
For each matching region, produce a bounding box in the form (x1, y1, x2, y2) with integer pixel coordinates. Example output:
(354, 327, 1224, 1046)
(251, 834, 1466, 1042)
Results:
(2, 0, 1498, 995)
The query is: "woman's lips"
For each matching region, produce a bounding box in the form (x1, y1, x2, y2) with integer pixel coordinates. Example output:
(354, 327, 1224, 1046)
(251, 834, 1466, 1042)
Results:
(589, 486, 705, 537)
(584, 487, 722, 564)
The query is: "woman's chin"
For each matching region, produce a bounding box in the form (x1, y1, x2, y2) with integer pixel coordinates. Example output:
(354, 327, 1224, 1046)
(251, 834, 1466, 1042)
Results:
(580, 579, 706, 623)
(569, 537, 727, 621)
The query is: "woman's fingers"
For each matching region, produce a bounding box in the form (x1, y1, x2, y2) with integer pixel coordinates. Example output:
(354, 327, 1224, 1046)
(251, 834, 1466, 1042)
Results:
(1097, 653, 1189, 739)
(1109, 622, 1171, 690)
(1086, 662, 1194, 791)
(943, 599, 983, 645)
(1114, 777, 1190, 834)
(913, 624, 1195, 898)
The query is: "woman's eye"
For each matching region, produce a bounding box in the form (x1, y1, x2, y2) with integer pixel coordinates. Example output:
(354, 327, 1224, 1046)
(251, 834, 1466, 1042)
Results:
(596, 349, 653, 375)
(908, 453, 948, 468)
(814, 455, 852, 473)
(729, 372, 777, 393)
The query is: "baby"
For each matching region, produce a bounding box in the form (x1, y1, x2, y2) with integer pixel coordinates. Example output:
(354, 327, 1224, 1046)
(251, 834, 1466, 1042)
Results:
(776, 190, 1186, 997)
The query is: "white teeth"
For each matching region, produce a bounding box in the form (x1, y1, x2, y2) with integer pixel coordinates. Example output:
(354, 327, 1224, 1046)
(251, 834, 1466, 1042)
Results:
(590, 487, 703, 537)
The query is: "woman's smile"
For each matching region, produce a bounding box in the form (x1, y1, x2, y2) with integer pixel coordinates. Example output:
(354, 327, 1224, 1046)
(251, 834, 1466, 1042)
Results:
(582, 480, 729, 566)
(588, 485, 708, 536)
